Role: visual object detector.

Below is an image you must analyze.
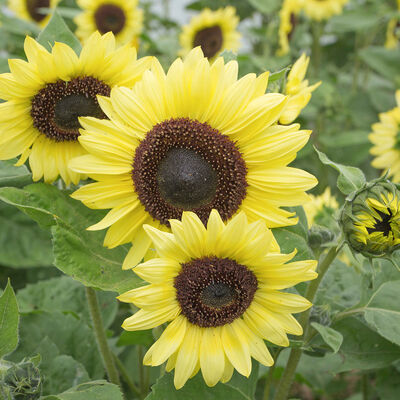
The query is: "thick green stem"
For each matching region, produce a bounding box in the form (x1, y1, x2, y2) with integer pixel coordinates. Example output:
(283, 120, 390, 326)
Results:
(263, 349, 282, 400)
(85, 287, 121, 386)
(273, 246, 339, 400)
(362, 373, 369, 400)
(311, 22, 323, 77)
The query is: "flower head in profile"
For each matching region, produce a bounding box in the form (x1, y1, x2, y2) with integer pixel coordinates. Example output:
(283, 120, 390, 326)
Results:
(8, 0, 59, 27)
(279, 53, 321, 125)
(303, 0, 349, 21)
(70, 48, 317, 268)
(277, 0, 304, 56)
(179, 6, 241, 60)
(75, 0, 143, 47)
(369, 90, 400, 182)
(118, 210, 317, 389)
(385, 18, 399, 50)
(340, 180, 400, 257)
(0, 32, 153, 184)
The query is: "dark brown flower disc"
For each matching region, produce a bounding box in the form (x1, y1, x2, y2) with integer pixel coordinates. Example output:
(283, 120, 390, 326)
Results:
(193, 25, 223, 59)
(31, 76, 110, 142)
(132, 117, 247, 226)
(174, 256, 258, 327)
(26, 0, 50, 23)
(94, 4, 126, 35)
(366, 208, 392, 237)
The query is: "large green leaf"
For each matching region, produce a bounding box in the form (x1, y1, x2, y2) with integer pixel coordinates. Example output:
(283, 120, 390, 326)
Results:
(310, 322, 343, 353)
(146, 373, 251, 400)
(17, 276, 118, 329)
(247, 0, 280, 14)
(42, 381, 123, 400)
(0, 184, 141, 294)
(376, 368, 400, 400)
(359, 46, 400, 84)
(0, 159, 32, 188)
(9, 311, 103, 381)
(37, 11, 81, 54)
(361, 281, 400, 346)
(327, 10, 382, 33)
(0, 202, 53, 268)
(0, 280, 19, 357)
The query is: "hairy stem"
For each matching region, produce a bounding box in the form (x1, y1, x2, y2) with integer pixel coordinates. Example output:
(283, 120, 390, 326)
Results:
(85, 287, 121, 386)
(273, 246, 339, 400)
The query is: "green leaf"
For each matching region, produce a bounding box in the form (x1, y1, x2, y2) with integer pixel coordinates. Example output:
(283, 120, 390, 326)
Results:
(376, 368, 400, 400)
(17, 276, 118, 329)
(359, 46, 400, 84)
(332, 317, 400, 372)
(219, 50, 237, 63)
(0, 184, 141, 294)
(37, 11, 81, 54)
(247, 0, 280, 14)
(0, 159, 32, 188)
(268, 67, 289, 84)
(146, 373, 250, 400)
(327, 11, 382, 33)
(362, 281, 400, 346)
(0, 280, 19, 357)
(117, 330, 154, 347)
(310, 322, 343, 353)
(9, 311, 104, 381)
(42, 380, 123, 400)
(314, 147, 366, 195)
(0, 202, 53, 268)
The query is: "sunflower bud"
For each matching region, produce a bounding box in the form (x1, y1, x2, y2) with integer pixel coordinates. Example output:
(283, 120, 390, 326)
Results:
(308, 225, 335, 249)
(340, 179, 400, 257)
(0, 359, 42, 399)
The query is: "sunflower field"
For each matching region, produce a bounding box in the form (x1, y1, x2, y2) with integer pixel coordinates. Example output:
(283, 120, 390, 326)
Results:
(0, 0, 400, 399)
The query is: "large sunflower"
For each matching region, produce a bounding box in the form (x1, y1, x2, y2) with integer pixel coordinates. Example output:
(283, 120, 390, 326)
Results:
(0, 32, 153, 184)
(70, 48, 317, 268)
(8, 0, 59, 27)
(118, 210, 317, 389)
(277, 0, 304, 56)
(369, 91, 400, 182)
(75, 0, 143, 47)
(179, 7, 241, 60)
(303, 0, 349, 21)
(279, 53, 321, 125)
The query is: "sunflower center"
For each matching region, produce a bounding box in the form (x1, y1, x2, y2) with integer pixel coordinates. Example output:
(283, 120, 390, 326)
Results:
(174, 256, 257, 328)
(94, 4, 126, 35)
(367, 208, 392, 237)
(157, 148, 217, 209)
(26, 0, 50, 22)
(31, 76, 110, 142)
(193, 25, 223, 59)
(132, 117, 247, 226)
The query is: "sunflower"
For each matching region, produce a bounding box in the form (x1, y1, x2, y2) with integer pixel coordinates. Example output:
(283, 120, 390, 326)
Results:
(179, 7, 241, 60)
(277, 0, 304, 56)
(118, 210, 317, 389)
(304, 187, 338, 227)
(279, 53, 321, 125)
(0, 32, 153, 185)
(70, 48, 317, 268)
(8, 0, 59, 27)
(303, 0, 349, 21)
(75, 0, 143, 47)
(385, 18, 399, 49)
(369, 91, 400, 182)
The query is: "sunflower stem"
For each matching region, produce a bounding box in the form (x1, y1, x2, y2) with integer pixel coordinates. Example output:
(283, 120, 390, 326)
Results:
(113, 353, 141, 398)
(272, 246, 339, 400)
(311, 22, 323, 77)
(85, 287, 121, 386)
(263, 349, 282, 400)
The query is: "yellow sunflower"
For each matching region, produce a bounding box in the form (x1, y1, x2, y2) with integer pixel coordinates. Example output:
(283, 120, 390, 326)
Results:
(8, 0, 59, 27)
(385, 18, 399, 49)
(179, 6, 241, 60)
(303, 0, 349, 21)
(277, 0, 304, 56)
(304, 187, 339, 227)
(74, 0, 143, 47)
(0, 32, 153, 185)
(70, 48, 317, 268)
(279, 53, 321, 125)
(369, 91, 400, 182)
(118, 210, 317, 389)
